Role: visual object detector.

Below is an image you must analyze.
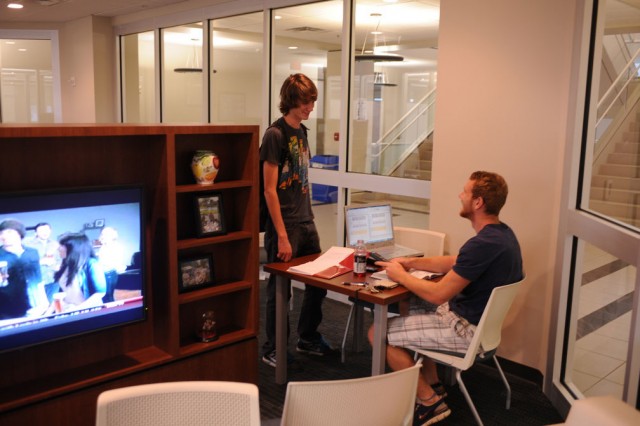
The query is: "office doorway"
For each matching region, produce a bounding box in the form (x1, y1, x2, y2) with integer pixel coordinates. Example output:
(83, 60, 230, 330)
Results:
(0, 34, 59, 123)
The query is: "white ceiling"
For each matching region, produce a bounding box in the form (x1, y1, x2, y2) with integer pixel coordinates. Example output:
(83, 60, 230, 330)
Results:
(0, 0, 191, 23)
(2, 0, 640, 28)
(1, 0, 441, 53)
(0, 0, 638, 61)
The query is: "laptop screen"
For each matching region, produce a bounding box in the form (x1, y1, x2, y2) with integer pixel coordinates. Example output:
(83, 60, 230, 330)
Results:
(345, 204, 395, 247)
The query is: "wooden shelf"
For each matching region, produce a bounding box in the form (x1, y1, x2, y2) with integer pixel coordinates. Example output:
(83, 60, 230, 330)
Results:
(176, 180, 253, 193)
(176, 230, 253, 250)
(0, 124, 260, 424)
(0, 346, 173, 412)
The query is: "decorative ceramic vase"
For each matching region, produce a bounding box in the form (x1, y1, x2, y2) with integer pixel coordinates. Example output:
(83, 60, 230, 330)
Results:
(191, 150, 220, 185)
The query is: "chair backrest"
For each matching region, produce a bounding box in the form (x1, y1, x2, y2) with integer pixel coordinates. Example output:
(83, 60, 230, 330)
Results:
(280, 362, 421, 426)
(459, 277, 524, 369)
(393, 226, 445, 257)
(95, 381, 260, 426)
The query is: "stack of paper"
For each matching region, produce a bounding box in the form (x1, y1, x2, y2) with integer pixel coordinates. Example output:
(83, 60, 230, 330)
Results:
(287, 246, 354, 279)
(371, 268, 443, 281)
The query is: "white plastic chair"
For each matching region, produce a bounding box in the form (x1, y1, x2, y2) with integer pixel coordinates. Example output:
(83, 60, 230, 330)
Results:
(341, 227, 446, 362)
(95, 381, 260, 426)
(280, 361, 421, 426)
(546, 395, 640, 426)
(412, 278, 525, 426)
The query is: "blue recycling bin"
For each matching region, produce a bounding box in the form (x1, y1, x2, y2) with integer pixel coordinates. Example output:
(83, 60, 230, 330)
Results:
(311, 155, 338, 203)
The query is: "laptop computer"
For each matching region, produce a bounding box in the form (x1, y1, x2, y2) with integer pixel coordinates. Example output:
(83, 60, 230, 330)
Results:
(344, 203, 423, 259)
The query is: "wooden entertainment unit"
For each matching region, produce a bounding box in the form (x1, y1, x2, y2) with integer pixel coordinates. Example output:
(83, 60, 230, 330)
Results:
(0, 124, 259, 425)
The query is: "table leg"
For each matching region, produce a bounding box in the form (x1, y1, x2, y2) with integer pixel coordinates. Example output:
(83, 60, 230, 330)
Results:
(353, 303, 365, 352)
(275, 274, 288, 384)
(371, 304, 388, 375)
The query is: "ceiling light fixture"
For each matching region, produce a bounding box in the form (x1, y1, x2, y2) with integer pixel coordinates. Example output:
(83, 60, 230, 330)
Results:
(7, 1, 24, 9)
(355, 13, 404, 62)
(174, 37, 202, 73)
(374, 71, 397, 87)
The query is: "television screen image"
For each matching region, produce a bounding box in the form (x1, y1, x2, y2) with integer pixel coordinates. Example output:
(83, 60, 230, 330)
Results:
(0, 186, 146, 352)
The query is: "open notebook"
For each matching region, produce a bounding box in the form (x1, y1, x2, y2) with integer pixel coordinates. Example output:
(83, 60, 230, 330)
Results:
(344, 203, 423, 259)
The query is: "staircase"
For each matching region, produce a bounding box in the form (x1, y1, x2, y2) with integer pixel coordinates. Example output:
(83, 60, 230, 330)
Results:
(590, 109, 640, 225)
(391, 132, 434, 181)
(374, 88, 436, 181)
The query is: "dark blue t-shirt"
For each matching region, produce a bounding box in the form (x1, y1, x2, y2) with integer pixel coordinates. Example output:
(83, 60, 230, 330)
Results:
(450, 222, 523, 325)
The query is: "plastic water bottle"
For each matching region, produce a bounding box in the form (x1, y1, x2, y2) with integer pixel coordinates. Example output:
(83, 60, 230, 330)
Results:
(353, 239, 367, 278)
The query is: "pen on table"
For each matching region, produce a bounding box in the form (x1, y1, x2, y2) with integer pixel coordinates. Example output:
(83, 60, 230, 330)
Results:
(342, 281, 368, 286)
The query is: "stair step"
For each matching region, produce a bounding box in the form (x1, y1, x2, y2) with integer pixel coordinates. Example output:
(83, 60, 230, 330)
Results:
(606, 152, 640, 166)
(591, 175, 640, 191)
(598, 163, 640, 178)
(589, 199, 640, 219)
(614, 142, 640, 154)
(403, 169, 431, 180)
(590, 186, 640, 203)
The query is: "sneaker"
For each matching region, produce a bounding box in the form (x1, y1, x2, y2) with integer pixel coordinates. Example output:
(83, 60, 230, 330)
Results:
(431, 382, 448, 398)
(296, 336, 338, 356)
(261, 350, 293, 367)
(413, 399, 451, 426)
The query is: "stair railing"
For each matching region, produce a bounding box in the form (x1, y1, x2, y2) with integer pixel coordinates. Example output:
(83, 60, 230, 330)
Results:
(371, 88, 436, 176)
(596, 46, 640, 130)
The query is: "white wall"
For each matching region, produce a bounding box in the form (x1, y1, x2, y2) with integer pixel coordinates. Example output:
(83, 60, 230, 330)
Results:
(59, 16, 116, 123)
(432, 0, 580, 373)
(59, 17, 95, 122)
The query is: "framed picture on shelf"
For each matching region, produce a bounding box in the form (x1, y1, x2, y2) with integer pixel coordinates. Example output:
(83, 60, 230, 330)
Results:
(178, 255, 215, 293)
(194, 192, 226, 237)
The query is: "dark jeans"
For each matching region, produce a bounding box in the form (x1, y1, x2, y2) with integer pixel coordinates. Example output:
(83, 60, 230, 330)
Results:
(262, 220, 324, 355)
(102, 270, 118, 303)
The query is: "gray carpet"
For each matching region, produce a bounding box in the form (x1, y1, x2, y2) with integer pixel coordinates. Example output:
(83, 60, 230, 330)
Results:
(258, 283, 564, 425)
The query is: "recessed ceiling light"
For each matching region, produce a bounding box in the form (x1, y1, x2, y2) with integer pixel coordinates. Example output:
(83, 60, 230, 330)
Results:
(288, 46, 298, 50)
(8, 2, 24, 9)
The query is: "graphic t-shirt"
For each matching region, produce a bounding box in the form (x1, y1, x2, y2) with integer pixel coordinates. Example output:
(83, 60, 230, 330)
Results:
(260, 119, 314, 226)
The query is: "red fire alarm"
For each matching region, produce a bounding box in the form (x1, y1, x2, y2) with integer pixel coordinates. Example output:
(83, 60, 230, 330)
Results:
(333, 132, 339, 141)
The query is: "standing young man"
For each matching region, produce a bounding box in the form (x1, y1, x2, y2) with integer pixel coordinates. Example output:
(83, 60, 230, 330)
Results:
(370, 171, 524, 425)
(260, 73, 337, 367)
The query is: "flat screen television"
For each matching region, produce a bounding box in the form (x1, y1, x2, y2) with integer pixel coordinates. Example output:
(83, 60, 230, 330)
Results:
(0, 186, 146, 352)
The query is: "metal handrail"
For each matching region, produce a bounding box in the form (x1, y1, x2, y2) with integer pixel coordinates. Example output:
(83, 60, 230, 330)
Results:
(596, 46, 640, 128)
(373, 88, 436, 159)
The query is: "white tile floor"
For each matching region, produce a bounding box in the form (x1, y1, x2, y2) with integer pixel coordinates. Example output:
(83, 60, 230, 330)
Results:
(572, 245, 634, 399)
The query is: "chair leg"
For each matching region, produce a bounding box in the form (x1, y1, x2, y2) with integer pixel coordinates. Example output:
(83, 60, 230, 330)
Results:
(341, 303, 355, 363)
(455, 369, 484, 426)
(493, 357, 511, 410)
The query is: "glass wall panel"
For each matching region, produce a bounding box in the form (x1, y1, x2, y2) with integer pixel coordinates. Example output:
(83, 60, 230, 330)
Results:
(582, 1, 640, 229)
(565, 241, 634, 399)
(312, 189, 428, 252)
(271, 1, 344, 160)
(272, 1, 344, 251)
(121, 31, 156, 123)
(0, 39, 53, 123)
(210, 13, 264, 125)
(350, 0, 438, 180)
(162, 23, 204, 123)
(348, 189, 429, 227)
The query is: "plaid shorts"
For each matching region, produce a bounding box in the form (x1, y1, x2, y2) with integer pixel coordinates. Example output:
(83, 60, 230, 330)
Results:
(387, 298, 476, 355)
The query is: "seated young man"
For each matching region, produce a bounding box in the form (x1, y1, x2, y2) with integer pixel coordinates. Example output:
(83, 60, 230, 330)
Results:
(369, 171, 524, 426)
